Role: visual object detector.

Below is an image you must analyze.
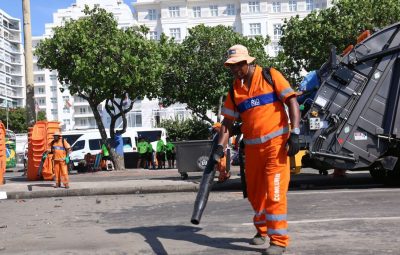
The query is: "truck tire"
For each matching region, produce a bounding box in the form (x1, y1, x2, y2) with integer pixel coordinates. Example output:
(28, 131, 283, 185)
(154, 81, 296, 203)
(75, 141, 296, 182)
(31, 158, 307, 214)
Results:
(369, 169, 386, 183)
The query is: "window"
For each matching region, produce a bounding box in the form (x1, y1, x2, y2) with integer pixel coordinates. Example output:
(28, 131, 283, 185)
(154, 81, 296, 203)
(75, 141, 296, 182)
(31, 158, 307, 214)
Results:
(273, 24, 282, 40)
(63, 107, 70, 113)
(226, 4, 235, 15)
(50, 97, 57, 103)
(169, 28, 181, 41)
(89, 139, 103, 150)
(127, 111, 142, 127)
(149, 31, 158, 40)
(210, 5, 218, 16)
(249, 23, 261, 36)
(80, 119, 87, 126)
(306, 0, 314, 11)
(72, 140, 85, 151)
(50, 86, 57, 92)
(249, 1, 260, 13)
(50, 74, 57, 80)
(37, 76, 44, 82)
(289, 0, 297, 11)
(272, 2, 281, 13)
(63, 96, 69, 100)
(38, 87, 45, 94)
(148, 9, 157, 20)
(193, 6, 201, 18)
(51, 109, 58, 114)
(63, 119, 70, 125)
(169, 6, 180, 17)
(38, 98, 45, 105)
(79, 107, 87, 114)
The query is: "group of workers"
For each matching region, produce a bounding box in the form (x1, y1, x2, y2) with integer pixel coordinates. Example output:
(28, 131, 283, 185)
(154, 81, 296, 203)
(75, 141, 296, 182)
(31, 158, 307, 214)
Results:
(137, 136, 176, 169)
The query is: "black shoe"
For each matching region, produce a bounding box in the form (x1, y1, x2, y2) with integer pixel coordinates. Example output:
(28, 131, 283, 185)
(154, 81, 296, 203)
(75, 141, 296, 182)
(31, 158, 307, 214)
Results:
(265, 244, 286, 255)
(250, 233, 266, 245)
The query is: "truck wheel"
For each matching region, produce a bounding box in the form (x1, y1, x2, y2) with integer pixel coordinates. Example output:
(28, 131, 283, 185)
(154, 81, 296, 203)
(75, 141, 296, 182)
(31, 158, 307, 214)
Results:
(369, 169, 386, 183)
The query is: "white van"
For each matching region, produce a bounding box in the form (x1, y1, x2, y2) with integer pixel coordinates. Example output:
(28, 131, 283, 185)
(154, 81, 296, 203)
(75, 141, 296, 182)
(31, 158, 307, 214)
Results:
(133, 127, 167, 149)
(69, 129, 138, 166)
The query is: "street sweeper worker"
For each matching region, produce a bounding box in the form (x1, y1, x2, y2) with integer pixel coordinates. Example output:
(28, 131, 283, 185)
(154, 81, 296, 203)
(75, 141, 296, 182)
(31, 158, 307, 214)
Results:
(214, 44, 300, 255)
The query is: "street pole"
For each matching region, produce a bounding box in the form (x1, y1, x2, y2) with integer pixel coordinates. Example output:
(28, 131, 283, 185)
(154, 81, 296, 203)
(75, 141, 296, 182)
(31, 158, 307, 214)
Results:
(23, 0, 36, 127)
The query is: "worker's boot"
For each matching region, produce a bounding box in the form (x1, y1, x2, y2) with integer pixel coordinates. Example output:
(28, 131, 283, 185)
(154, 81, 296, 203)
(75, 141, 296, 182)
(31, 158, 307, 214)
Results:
(250, 233, 266, 245)
(55, 183, 61, 188)
(265, 243, 286, 255)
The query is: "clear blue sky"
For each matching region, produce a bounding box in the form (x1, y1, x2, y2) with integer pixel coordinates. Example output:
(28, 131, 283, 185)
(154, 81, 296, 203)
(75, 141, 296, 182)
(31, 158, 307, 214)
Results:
(0, 0, 134, 36)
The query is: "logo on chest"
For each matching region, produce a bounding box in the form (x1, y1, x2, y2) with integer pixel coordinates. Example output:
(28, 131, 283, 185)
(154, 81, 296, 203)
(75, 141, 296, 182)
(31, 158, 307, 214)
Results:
(250, 98, 260, 107)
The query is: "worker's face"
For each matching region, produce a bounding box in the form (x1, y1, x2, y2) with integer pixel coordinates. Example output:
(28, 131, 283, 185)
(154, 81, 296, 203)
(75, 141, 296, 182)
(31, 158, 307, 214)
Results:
(54, 135, 60, 141)
(228, 61, 249, 80)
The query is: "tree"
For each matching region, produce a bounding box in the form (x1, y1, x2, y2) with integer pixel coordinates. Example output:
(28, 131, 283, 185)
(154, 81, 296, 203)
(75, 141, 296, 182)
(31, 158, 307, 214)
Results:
(279, 0, 400, 80)
(159, 117, 210, 141)
(35, 7, 163, 169)
(160, 25, 272, 123)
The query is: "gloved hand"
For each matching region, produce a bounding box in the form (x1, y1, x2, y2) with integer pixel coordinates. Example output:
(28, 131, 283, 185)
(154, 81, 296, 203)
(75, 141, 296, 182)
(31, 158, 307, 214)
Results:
(287, 133, 300, 156)
(213, 144, 225, 162)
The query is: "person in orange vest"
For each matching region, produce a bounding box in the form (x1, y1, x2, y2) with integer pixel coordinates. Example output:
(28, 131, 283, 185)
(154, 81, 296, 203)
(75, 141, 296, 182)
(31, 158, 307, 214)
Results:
(212, 122, 231, 183)
(50, 131, 71, 189)
(214, 45, 300, 255)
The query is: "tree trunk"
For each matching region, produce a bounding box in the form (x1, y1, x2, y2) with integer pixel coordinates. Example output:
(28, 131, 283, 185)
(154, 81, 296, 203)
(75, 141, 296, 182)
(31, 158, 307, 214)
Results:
(88, 99, 125, 170)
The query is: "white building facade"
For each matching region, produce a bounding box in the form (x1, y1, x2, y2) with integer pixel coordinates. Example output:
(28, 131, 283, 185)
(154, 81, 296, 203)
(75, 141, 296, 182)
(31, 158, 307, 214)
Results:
(0, 9, 24, 114)
(33, 0, 333, 131)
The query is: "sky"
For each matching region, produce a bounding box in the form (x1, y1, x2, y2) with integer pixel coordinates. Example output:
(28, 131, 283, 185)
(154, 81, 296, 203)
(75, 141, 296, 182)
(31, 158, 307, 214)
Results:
(0, 0, 134, 37)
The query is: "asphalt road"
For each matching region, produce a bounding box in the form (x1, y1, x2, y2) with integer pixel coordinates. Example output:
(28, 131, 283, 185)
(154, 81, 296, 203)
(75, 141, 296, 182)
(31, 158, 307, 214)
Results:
(1, 173, 399, 255)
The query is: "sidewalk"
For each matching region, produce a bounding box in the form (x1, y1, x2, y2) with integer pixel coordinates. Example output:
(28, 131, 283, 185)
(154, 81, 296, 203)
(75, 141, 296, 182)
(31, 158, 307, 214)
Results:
(1, 166, 375, 200)
(0, 167, 242, 200)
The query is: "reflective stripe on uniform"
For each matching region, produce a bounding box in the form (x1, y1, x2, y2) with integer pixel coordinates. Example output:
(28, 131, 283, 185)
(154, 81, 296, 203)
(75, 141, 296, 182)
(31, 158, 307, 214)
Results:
(266, 214, 287, 221)
(267, 228, 288, 236)
(237, 92, 279, 113)
(221, 107, 240, 119)
(244, 126, 289, 145)
(279, 87, 294, 101)
(52, 146, 66, 151)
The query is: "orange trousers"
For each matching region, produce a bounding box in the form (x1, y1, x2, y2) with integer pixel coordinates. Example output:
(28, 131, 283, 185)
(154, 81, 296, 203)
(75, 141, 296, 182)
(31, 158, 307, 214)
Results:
(53, 160, 69, 186)
(244, 134, 290, 247)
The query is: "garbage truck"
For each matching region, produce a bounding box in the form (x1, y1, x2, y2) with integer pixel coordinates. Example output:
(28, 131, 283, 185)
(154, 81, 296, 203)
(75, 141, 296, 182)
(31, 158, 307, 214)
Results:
(299, 22, 400, 184)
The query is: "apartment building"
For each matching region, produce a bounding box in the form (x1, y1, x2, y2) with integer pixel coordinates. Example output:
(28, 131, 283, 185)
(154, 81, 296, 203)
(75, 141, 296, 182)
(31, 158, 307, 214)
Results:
(33, 0, 333, 131)
(0, 9, 24, 114)
(134, 0, 333, 56)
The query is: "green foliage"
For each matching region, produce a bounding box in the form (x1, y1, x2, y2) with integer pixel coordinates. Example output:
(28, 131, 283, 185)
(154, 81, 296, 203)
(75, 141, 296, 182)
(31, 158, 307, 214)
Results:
(37, 111, 46, 121)
(159, 117, 211, 141)
(280, 0, 400, 80)
(35, 6, 163, 146)
(159, 25, 272, 122)
(0, 108, 26, 133)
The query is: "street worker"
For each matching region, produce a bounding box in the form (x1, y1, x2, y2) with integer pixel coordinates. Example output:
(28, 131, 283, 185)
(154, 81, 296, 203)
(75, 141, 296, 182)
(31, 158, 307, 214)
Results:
(214, 44, 300, 255)
(137, 137, 148, 168)
(156, 136, 166, 169)
(165, 137, 176, 169)
(50, 131, 71, 189)
(146, 139, 156, 169)
(212, 122, 231, 183)
(101, 143, 110, 170)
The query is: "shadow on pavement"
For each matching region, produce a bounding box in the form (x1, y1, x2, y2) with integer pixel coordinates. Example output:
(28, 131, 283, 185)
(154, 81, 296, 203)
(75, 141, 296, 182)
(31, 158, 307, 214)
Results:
(106, 225, 261, 254)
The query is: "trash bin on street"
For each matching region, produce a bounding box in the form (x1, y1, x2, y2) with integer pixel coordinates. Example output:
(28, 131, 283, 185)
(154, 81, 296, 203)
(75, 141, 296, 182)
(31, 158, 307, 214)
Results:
(174, 140, 213, 180)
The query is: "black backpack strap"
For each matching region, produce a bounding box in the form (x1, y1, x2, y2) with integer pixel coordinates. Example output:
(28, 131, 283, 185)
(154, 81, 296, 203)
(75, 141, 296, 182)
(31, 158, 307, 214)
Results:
(229, 83, 237, 110)
(262, 67, 275, 89)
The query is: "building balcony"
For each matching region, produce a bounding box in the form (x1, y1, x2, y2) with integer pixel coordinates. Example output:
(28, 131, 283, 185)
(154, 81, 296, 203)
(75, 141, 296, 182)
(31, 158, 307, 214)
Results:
(74, 113, 94, 118)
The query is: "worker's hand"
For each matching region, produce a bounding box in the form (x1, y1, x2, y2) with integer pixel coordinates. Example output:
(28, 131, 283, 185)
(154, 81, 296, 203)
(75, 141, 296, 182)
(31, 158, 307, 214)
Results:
(287, 133, 300, 156)
(213, 145, 225, 162)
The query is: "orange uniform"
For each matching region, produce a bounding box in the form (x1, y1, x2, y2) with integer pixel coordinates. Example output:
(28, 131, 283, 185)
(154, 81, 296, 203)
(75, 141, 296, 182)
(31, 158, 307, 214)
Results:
(51, 138, 71, 188)
(222, 65, 296, 247)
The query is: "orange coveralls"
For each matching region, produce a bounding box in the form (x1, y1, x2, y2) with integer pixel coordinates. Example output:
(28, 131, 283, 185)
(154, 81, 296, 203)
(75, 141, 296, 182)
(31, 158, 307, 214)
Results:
(221, 66, 296, 247)
(52, 139, 71, 187)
